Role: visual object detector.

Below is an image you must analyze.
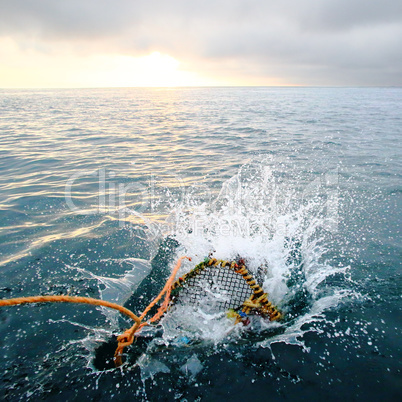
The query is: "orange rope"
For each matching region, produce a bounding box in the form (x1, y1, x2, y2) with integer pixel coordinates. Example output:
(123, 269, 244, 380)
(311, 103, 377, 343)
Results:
(0, 295, 141, 324)
(114, 256, 191, 366)
(0, 256, 190, 368)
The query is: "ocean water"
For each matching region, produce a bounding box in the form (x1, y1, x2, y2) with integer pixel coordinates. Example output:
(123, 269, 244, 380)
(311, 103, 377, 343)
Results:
(0, 87, 400, 401)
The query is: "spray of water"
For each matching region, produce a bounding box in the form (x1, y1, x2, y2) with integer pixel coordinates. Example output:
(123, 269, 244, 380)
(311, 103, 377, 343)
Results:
(156, 161, 352, 349)
(71, 160, 353, 379)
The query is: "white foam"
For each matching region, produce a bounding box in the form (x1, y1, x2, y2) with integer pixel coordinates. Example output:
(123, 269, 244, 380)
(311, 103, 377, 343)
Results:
(158, 159, 352, 349)
(70, 159, 354, 372)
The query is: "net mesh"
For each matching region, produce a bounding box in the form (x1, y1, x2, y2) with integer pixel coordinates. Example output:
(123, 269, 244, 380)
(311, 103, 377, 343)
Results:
(172, 264, 253, 311)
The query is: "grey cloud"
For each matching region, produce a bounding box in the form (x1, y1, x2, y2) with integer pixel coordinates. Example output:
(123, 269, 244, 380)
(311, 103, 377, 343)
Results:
(1, 0, 401, 85)
(0, 0, 137, 38)
(292, 0, 402, 31)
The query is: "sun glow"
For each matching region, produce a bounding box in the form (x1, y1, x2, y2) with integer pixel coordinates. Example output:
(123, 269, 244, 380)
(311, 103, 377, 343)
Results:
(91, 51, 209, 87)
(0, 38, 219, 88)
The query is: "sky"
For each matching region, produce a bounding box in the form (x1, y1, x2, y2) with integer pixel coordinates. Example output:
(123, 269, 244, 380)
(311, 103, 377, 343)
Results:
(0, 0, 401, 88)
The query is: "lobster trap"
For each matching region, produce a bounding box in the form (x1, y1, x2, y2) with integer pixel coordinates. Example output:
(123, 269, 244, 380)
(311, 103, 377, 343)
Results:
(169, 258, 281, 323)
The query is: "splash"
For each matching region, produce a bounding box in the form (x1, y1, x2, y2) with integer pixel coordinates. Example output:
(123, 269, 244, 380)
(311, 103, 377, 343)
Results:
(156, 160, 352, 349)
(85, 160, 353, 375)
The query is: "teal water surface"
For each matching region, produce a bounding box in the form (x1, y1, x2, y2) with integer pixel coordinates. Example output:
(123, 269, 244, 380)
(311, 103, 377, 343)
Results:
(0, 87, 401, 401)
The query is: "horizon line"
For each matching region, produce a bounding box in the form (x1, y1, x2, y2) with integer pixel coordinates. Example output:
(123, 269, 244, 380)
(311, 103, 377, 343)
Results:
(1, 84, 401, 90)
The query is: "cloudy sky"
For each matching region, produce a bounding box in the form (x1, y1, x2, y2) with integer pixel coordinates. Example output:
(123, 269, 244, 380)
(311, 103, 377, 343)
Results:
(1, 0, 401, 87)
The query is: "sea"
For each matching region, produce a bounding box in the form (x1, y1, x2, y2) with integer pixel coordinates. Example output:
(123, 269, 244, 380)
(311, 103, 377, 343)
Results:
(0, 87, 400, 401)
